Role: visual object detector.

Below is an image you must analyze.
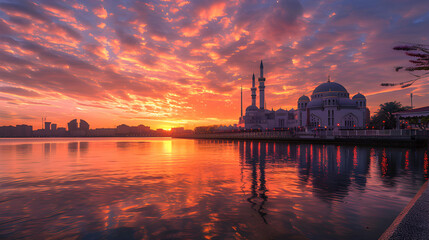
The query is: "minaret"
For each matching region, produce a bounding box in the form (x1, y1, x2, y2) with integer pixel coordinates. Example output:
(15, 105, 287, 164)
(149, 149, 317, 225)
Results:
(258, 60, 266, 110)
(251, 73, 257, 106)
(240, 85, 243, 117)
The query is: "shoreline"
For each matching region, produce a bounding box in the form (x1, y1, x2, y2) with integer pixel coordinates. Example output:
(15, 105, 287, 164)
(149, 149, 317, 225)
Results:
(174, 134, 429, 148)
(1, 135, 427, 148)
(379, 180, 429, 240)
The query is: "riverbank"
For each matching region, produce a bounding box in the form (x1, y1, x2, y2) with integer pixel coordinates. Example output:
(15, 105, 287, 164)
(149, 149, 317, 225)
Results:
(174, 130, 429, 148)
(379, 180, 429, 240)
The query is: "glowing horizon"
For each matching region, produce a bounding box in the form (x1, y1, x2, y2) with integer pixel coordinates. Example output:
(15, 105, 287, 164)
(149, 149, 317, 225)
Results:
(0, 0, 428, 130)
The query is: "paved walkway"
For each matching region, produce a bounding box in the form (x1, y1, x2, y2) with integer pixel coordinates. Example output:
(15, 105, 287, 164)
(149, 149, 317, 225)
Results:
(380, 181, 429, 240)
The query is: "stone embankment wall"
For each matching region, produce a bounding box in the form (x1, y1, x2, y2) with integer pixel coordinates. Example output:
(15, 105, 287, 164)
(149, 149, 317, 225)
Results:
(174, 130, 429, 147)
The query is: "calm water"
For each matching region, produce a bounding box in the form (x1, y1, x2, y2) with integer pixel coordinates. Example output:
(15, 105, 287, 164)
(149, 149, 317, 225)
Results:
(0, 138, 428, 239)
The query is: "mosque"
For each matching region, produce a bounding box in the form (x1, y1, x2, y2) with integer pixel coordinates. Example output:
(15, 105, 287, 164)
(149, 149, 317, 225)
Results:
(239, 61, 370, 131)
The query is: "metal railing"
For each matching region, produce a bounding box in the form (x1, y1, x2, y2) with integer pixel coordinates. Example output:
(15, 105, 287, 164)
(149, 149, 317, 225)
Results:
(335, 129, 429, 137)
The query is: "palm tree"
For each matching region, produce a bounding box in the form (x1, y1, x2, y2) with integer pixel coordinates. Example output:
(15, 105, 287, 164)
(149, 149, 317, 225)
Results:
(369, 102, 411, 129)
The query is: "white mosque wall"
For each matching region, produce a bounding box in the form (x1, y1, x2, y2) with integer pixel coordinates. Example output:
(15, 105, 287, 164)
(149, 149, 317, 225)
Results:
(300, 107, 366, 130)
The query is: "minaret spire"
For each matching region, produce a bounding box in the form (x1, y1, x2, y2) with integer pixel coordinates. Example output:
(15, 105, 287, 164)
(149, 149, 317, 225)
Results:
(251, 73, 257, 106)
(258, 60, 266, 110)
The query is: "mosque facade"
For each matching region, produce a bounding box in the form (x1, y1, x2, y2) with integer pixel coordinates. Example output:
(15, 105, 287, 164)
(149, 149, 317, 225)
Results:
(239, 61, 370, 131)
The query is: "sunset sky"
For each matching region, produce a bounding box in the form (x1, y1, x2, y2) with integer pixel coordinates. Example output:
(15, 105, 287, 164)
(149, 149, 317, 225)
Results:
(0, 0, 428, 130)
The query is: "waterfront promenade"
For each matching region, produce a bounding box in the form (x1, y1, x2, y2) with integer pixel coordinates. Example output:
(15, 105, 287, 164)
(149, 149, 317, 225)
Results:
(380, 181, 429, 240)
(175, 129, 429, 147)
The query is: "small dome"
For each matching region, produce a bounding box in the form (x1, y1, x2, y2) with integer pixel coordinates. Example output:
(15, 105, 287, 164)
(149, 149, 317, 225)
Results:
(276, 108, 288, 113)
(298, 95, 310, 101)
(312, 82, 348, 95)
(352, 93, 366, 100)
(246, 105, 258, 112)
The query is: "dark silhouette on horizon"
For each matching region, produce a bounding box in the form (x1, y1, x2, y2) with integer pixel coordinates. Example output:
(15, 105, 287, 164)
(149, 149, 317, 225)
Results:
(0, 119, 171, 138)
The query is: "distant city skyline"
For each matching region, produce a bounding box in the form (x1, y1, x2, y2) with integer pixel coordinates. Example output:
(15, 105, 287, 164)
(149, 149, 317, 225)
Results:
(1, 119, 180, 131)
(0, 0, 428, 129)
(0, 118, 174, 137)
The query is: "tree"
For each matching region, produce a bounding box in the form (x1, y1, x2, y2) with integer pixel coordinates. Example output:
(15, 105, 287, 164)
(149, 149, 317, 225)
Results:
(369, 101, 411, 129)
(381, 43, 429, 88)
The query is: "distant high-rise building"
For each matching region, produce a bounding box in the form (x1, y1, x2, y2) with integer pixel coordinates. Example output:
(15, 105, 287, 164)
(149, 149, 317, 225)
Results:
(56, 127, 67, 136)
(68, 119, 78, 131)
(90, 128, 116, 137)
(0, 126, 14, 137)
(171, 127, 185, 135)
(79, 119, 89, 131)
(51, 124, 57, 131)
(67, 119, 89, 136)
(16, 125, 32, 137)
(45, 122, 51, 131)
(0, 125, 32, 137)
(137, 124, 150, 132)
(116, 124, 131, 136)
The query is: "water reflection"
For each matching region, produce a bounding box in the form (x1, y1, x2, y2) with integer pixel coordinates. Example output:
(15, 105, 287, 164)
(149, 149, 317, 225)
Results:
(16, 144, 32, 155)
(238, 142, 427, 203)
(44, 143, 50, 155)
(80, 142, 89, 154)
(244, 142, 268, 223)
(68, 142, 78, 153)
(0, 138, 427, 239)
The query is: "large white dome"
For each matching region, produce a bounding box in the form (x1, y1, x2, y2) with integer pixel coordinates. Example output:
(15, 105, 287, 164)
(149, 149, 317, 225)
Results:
(311, 81, 349, 99)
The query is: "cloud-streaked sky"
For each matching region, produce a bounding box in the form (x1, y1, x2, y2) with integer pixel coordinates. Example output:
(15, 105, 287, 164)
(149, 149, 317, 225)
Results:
(0, 0, 428, 130)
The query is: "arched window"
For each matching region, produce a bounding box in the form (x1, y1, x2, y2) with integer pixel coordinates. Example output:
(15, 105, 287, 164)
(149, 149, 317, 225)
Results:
(327, 110, 335, 126)
(328, 110, 331, 126)
(310, 114, 321, 127)
(343, 114, 356, 128)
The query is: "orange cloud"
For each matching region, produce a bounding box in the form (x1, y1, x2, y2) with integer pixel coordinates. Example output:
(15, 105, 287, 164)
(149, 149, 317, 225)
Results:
(94, 5, 108, 19)
(97, 22, 106, 29)
(198, 2, 226, 21)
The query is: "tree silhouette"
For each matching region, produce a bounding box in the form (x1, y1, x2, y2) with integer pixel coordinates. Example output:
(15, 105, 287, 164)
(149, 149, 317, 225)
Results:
(369, 101, 411, 129)
(381, 43, 429, 88)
